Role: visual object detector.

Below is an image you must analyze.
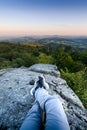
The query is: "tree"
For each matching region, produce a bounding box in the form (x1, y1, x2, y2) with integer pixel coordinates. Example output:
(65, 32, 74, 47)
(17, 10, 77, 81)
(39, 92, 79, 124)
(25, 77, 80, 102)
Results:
(38, 53, 53, 64)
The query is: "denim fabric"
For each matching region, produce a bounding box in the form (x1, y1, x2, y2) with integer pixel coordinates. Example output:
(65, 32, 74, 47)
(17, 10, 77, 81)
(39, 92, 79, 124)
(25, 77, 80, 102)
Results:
(45, 98, 70, 130)
(20, 88, 70, 130)
(20, 102, 42, 130)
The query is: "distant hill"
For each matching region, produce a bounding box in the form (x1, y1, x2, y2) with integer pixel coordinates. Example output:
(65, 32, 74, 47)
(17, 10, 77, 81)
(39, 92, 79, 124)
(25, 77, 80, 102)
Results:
(0, 36, 87, 50)
(23, 42, 43, 47)
(0, 36, 39, 43)
(38, 37, 87, 50)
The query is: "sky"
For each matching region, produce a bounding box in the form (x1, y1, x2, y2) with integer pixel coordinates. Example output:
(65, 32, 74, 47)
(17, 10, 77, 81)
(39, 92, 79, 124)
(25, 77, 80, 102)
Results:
(0, 0, 87, 37)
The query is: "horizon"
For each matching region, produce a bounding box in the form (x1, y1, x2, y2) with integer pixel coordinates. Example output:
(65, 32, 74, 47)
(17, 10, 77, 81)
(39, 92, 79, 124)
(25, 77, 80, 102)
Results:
(0, 35, 87, 40)
(0, 0, 87, 37)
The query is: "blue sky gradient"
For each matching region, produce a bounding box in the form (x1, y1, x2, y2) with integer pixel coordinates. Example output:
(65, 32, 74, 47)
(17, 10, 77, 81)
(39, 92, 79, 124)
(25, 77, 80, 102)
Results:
(0, 0, 87, 36)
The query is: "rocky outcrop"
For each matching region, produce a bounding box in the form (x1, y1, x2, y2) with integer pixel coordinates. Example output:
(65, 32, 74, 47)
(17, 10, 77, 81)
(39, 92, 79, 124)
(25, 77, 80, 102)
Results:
(0, 64, 87, 130)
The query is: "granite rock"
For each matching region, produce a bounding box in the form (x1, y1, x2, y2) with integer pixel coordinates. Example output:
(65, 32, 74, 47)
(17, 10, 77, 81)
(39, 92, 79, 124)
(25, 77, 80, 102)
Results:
(0, 64, 87, 130)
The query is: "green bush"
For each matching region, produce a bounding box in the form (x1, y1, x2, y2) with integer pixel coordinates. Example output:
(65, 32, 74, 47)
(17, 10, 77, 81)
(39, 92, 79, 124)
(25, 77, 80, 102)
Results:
(61, 69, 87, 108)
(0, 60, 12, 69)
(12, 58, 25, 67)
(38, 53, 53, 64)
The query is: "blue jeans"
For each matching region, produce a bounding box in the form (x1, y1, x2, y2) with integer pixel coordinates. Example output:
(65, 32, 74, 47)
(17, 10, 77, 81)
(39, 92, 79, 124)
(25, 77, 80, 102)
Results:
(20, 89, 70, 130)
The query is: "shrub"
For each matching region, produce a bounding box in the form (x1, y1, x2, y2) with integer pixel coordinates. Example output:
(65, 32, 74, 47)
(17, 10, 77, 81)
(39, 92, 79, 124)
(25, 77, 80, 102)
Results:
(61, 69, 87, 108)
(38, 53, 53, 64)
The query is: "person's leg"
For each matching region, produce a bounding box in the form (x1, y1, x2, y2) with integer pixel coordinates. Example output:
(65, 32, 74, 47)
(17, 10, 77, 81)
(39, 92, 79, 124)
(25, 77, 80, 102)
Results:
(45, 97, 70, 130)
(35, 88, 70, 130)
(20, 101, 42, 130)
(35, 88, 50, 111)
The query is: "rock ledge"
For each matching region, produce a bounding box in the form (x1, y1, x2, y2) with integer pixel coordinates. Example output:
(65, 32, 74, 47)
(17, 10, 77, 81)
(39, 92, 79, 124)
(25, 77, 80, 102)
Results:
(0, 64, 87, 130)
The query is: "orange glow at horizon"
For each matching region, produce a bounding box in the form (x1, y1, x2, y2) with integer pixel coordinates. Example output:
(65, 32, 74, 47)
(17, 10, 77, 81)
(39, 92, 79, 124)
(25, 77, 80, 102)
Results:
(0, 25, 87, 36)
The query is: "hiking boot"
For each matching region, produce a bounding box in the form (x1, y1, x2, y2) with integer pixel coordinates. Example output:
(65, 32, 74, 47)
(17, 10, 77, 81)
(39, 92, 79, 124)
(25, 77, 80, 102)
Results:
(30, 75, 49, 96)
